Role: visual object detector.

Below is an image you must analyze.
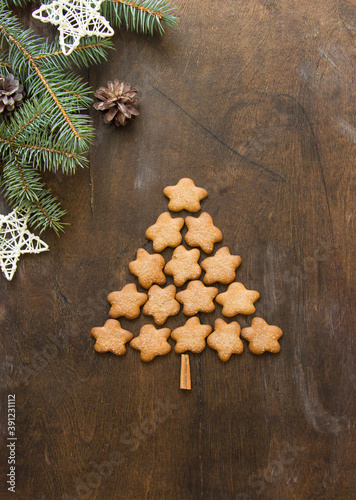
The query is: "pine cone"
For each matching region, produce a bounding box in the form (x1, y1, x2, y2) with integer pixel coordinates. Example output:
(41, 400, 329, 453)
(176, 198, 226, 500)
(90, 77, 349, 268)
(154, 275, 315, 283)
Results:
(93, 80, 139, 127)
(0, 73, 25, 116)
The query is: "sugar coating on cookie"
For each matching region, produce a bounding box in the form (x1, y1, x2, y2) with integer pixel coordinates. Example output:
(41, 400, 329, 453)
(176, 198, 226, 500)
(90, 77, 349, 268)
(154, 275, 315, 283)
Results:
(175, 280, 218, 316)
(145, 212, 184, 252)
(207, 318, 243, 361)
(129, 248, 166, 289)
(107, 283, 147, 319)
(143, 284, 180, 325)
(185, 212, 223, 254)
(216, 282, 260, 316)
(201, 247, 241, 285)
(164, 245, 201, 287)
(130, 324, 171, 362)
(241, 317, 283, 355)
(163, 178, 208, 212)
(171, 316, 212, 353)
(91, 319, 133, 356)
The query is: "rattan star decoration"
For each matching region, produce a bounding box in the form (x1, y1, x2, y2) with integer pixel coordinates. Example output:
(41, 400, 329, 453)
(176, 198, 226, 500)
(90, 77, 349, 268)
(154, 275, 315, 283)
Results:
(0, 209, 49, 281)
(32, 0, 114, 56)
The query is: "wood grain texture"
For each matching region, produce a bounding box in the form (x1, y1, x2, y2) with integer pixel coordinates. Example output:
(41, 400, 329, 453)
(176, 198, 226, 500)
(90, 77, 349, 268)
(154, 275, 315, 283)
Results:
(1, 1, 355, 498)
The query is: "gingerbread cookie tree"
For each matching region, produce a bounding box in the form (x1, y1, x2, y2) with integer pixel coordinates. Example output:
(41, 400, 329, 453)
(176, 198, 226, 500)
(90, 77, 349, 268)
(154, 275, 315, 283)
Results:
(91, 178, 283, 390)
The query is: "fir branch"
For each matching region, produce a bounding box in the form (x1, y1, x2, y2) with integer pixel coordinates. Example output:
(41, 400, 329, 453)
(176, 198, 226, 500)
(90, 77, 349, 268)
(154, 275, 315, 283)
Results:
(1, 154, 65, 234)
(27, 192, 67, 234)
(0, 5, 107, 154)
(0, 6, 110, 233)
(0, 22, 82, 139)
(3, 0, 178, 35)
(32, 37, 114, 70)
(0, 100, 88, 174)
(0, 51, 11, 73)
(111, 0, 164, 19)
(0, 137, 81, 168)
(10, 110, 43, 142)
(102, 0, 178, 35)
(0, 0, 178, 237)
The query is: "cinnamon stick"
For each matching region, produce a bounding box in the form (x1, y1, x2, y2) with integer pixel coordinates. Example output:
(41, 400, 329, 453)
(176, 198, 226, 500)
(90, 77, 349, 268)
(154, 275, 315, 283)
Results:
(180, 354, 191, 390)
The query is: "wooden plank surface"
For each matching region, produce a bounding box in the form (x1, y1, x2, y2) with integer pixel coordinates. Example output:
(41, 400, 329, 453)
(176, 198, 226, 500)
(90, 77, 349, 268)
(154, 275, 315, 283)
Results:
(1, 1, 355, 498)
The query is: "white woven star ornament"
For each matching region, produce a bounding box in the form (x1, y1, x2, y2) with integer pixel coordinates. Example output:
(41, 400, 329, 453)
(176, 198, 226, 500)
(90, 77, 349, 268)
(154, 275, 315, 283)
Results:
(32, 0, 114, 56)
(0, 209, 49, 281)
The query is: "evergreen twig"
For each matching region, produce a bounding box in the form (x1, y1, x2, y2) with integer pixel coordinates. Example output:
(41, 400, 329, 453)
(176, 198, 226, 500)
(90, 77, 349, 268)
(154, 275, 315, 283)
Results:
(4, 0, 178, 36)
(104, 0, 178, 35)
(0, 5, 112, 233)
(0, 0, 177, 234)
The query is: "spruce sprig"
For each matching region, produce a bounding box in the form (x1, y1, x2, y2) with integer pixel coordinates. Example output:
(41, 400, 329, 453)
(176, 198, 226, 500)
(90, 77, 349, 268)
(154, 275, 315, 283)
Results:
(4, 0, 178, 36)
(103, 0, 178, 35)
(0, 100, 67, 233)
(0, 0, 177, 234)
(0, 5, 112, 233)
(31, 39, 114, 70)
(0, 11, 94, 148)
(0, 99, 88, 174)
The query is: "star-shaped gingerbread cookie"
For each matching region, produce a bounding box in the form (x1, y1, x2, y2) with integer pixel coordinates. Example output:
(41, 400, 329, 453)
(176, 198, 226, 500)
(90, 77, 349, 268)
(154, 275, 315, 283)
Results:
(207, 318, 244, 361)
(164, 246, 201, 287)
(216, 282, 260, 317)
(163, 178, 208, 212)
(130, 324, 171, 361)
(145, 212, 184, 252)
(201, 246, 241, 285)
(175, 280, 218, 316)
(143, 284, 180, 325)
(91, 319, 133, 356)
(185, 212, 223, 254)
(171, 316, 212, 353)
(129, 248, 166, 289)
(241, 317, 283, 355)
(107, 283, 147, 319)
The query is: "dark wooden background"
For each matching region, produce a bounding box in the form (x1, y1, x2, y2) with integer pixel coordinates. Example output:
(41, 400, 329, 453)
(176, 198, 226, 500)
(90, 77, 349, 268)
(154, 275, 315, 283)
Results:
(1, 1, 355, 499)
